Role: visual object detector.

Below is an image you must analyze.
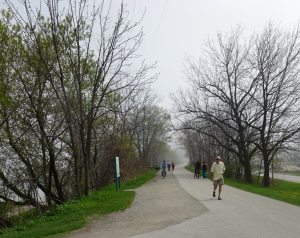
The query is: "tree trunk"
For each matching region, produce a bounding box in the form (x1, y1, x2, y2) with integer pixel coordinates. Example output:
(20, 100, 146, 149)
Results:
(243, 160, 253, 183)
(263, 155, 270, 187)
(238, 146, 253, 183)
(47, 169, 52, 206)
(48, 148, 64, 202)
(69, 125, 82, 197)
(272, 160, 274, 182)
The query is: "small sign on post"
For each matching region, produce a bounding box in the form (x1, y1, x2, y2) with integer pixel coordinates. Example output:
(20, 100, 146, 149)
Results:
(115, 157, 121, 191)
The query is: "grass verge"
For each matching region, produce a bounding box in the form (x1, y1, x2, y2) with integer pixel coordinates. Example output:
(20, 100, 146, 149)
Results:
(185, 165, 300, 207)
(0, 169, 157, 238)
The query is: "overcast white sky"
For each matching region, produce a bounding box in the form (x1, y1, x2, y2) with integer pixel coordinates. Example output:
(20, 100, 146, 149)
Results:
(4, 0, 300, 158)
(107, 0, 300, 111)
(4, 0, 300, 110)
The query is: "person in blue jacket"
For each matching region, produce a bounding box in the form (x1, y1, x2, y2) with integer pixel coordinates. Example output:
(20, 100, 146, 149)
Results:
(161, 160, 167, 176)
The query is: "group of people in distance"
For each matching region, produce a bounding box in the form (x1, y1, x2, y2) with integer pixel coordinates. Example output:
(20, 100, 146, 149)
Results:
(160, 160, 175, 176)
(195, 160, 207, 179)
(195, 156, 225, 200)
(160, 156, 225, 200)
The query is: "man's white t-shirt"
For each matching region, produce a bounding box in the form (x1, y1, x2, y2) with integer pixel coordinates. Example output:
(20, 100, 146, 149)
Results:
(211, 162, 225, 180)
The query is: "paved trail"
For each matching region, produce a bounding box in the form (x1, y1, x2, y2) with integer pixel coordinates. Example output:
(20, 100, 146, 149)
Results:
(132, 165, 300, 238)
(62, 164, 300, 238)
(62, 168, 207, 238)
(271, 172, 300, 183)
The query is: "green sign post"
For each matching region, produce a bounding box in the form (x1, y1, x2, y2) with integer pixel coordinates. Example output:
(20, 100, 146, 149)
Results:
(115, 157, 121, 191)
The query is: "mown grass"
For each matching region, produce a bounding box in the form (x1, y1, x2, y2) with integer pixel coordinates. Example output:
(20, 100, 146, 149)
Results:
(283, 170, 300, 176)
(0, 169, 157, 238)
(185, 165, 300, 207)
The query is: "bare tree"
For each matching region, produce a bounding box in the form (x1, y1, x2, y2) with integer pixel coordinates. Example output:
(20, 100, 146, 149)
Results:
(249, 23, 300, 186)
(172, 23, 300, 186)
(172, 27, 258, 183)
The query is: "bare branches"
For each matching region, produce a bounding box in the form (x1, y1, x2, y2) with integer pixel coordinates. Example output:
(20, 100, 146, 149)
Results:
(173, 22, 300, 186)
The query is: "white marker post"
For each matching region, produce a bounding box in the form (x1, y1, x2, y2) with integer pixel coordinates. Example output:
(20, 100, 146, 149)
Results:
(115, 157, 121, 191)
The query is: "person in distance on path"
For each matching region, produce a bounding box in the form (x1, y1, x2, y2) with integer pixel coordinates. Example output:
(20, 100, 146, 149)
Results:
(195, 160, 201, 179)
(210, 156, 225, 200)
(161, 160, 167, 176)
(167, 161, 171, 171)
(202, 161, 207, 178)
(172, 161, 175, 171)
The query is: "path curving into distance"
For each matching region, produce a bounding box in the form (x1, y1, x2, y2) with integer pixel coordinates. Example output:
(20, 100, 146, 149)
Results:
(62, 164, 300, 238)
(131, 164, 300, 238)
(62, 167, 207, 238)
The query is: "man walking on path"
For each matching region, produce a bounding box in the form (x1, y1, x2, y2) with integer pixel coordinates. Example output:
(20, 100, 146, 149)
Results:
(211, 156, 225, 200)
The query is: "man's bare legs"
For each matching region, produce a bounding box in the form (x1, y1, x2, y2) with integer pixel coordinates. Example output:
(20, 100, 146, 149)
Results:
(213, 185, 222, 199)
(218, 184, 222, 197)
(213, 185, 217, 197)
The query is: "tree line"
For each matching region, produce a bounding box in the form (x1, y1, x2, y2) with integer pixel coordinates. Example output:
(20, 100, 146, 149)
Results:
(0, 1, 172, 228)
(172, 24, 300, 187)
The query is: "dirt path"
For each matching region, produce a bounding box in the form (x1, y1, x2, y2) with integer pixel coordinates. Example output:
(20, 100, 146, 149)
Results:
(62, 169, 207, 238)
